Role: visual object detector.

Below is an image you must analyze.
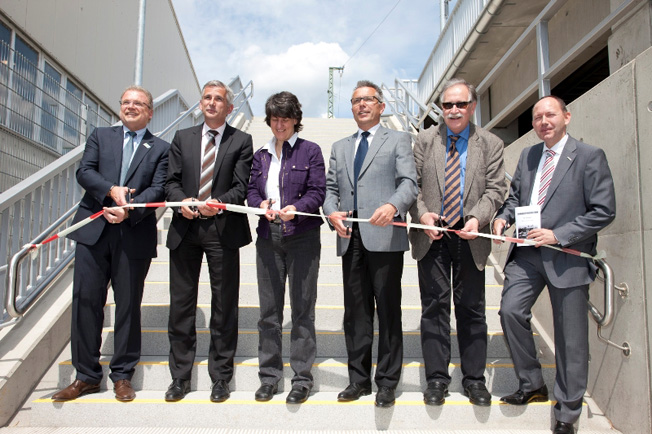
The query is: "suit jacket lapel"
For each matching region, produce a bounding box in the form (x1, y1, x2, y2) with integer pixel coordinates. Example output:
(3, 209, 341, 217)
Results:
(523, 143, 544, 206)
(191, 126, 202, 192)
(113, 126, 124, 180)
(345, 133, 357, 187)
(123, 129, 154, 185)
(435, 124, 448, 194)
(214, 124, 234, 182)
(358, 127, 388, 177)
(463, 125, 479, 205)
(541, 136, 577, 210)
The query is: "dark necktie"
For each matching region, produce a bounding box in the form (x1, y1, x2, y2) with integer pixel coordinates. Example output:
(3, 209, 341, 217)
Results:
(442, 135, 462, 226)
(353, 131, 370, 210)
(119, 131, 136, 186)
(198, 130, 218, 201)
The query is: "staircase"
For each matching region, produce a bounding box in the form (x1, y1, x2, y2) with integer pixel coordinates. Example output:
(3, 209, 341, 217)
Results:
(4, 118, 619, 433)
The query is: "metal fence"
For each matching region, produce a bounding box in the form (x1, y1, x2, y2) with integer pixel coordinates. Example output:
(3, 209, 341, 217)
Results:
(0, 40, 113, 155)
(417, 0, 491, 105)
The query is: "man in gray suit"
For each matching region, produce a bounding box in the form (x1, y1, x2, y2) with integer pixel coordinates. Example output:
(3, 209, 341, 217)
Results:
(493, 96, 615, 434)
(409, 78, 507, 407)
(323, 80, 418, 408)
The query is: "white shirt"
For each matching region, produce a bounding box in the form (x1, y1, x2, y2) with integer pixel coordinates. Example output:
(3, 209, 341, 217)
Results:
(529, 133, 568, 206)
(264, 132, 298, 211)
(200, 122, 227, 199)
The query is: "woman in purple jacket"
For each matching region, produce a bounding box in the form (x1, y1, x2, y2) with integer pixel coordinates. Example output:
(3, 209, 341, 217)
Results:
(247, 91, 326, 404)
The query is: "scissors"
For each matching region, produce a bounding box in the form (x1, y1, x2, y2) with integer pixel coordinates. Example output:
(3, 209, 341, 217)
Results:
(437, 215, 451, 238)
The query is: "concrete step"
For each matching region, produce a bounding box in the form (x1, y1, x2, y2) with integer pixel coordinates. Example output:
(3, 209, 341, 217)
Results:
(53, 355, 556, 394)
(104, 302, 505, 331)
(13, 389, 614, 432)
(114, 279, 505, 307)
(100, 327, 520, 359)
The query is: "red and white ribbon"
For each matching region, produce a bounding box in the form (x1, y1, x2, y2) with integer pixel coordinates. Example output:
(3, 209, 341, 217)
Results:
(25, 201, 606, 261)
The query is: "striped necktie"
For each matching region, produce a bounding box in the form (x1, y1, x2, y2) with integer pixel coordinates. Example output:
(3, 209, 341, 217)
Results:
(442, 135, 462, 226)
(119, 131, 136, 186)
(198, 130, 218, 201)
(537, 149, 556, 206)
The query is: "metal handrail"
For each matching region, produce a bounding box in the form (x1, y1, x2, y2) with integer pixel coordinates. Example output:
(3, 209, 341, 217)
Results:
(383, 79, 442, 134)
(590, 259, 631, 356)
(4, 205, 78, 321)
(229, 80, 254, 122)
(1, 79, 255, 328)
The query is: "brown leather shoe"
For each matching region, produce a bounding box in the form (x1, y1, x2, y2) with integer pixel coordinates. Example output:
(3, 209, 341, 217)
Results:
(52, 379, 100, 401)
(114, 379, 136, 402)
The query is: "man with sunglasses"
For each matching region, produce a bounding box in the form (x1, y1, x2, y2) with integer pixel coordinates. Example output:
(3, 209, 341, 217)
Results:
(409, 78, 507, 407)
(324, 80, 418, 408)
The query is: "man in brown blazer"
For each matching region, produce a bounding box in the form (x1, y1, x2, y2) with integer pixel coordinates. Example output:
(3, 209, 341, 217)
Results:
(409, 78, 507, 407)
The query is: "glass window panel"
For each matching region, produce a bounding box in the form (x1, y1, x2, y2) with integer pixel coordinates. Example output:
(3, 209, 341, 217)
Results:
(98, 106, 112, 127)
(40, 62, 61, 149)
(0, 21, 11, 125)
(84, 94, 99, 138)
(10, 35, 38, 139)
(63, 79, 82, 149)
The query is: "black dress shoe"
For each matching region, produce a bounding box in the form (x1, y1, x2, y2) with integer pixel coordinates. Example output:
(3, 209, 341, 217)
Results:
(554, 421, 575, 434)
(375, 386, 395, 408)
(164, 378, 190, 402)
(255, 383, 278, 402)
(286, 385, 310, 404)
(423, 381, 448, 406)
(337, 383, 372, 402)
(464, 382, 491, 406)
(210, 380, 230, 403)
(500, 385, 548, 405)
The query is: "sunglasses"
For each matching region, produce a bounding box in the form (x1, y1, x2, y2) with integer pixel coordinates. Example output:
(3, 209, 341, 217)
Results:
(441, 101, 472, 110)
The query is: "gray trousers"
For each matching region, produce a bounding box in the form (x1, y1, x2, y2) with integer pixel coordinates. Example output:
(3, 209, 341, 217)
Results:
(499, 247, 589, 424)
(256, 224, 320, 388)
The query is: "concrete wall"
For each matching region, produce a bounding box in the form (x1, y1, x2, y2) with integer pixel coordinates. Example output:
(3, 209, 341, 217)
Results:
(608, 0, 652, 72)
(0, 0, 200, 113)
(488, 0, 612, 126)
(494, 45, 652, 434)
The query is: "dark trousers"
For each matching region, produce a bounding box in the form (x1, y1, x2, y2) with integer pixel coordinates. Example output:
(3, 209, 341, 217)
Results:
(168, 218, 240, 383)
(256, 224, 320, 388)
(417, 234, 486, 387)
(342, 226, 404, 388)
(71, 224, 150, 384)
(500, 247, 589, 424)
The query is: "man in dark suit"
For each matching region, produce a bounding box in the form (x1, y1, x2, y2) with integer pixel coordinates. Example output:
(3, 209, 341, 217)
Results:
(164, 80, 253, 403)
(408, 78, 507, 407)
(52, 86, 169, 402)
(323, 80, 418, 408)
(493, 96, 616, 434)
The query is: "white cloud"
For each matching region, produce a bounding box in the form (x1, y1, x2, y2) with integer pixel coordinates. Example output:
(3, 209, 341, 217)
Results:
(171, 0, 441, 117)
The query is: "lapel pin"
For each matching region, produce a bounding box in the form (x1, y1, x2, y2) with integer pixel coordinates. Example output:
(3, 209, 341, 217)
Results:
(567, 156, 572, 161)
(143, 143, 151, 149)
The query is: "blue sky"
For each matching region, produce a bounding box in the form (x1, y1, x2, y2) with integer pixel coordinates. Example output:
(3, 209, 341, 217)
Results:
(170, 0, 448, 118)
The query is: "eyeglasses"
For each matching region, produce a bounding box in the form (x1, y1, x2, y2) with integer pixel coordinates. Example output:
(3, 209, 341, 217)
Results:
(441, 100, 472, 110)
(120, 100, 150, 109)
(351, 96, 380, 106)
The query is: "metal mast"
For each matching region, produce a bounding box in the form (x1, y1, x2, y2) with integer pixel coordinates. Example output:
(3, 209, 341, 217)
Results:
(327, 66, 344, 118)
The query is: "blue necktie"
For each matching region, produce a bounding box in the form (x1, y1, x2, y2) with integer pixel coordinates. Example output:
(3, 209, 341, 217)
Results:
(120, 131, 137, 186)
(353, 131, 370, 210)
